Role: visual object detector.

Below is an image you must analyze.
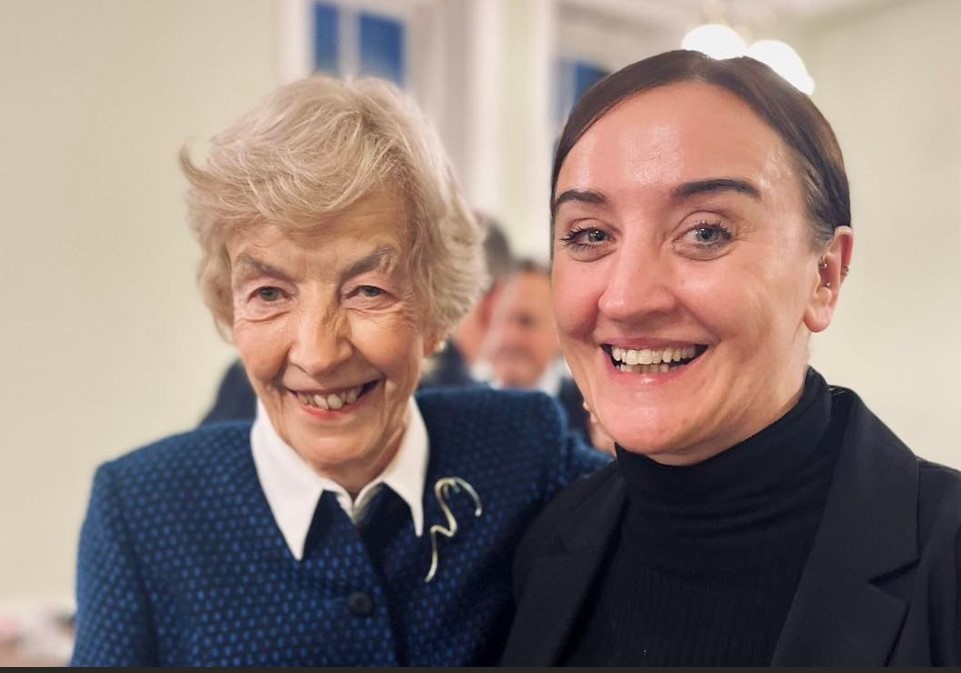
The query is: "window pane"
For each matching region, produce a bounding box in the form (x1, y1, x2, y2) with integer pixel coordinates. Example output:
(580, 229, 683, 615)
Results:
(312, 2, 339, 74)
(573, 61, 609, 102)
(359, 12, 405, 86)
(555, 58, 609, 126)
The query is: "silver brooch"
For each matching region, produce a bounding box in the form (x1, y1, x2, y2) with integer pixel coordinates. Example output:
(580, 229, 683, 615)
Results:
(424, 477, 483, 583)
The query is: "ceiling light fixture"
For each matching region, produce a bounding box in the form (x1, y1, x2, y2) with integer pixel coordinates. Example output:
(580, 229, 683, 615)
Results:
(681, 24, 815, 94)
(681, 23, 747, 60)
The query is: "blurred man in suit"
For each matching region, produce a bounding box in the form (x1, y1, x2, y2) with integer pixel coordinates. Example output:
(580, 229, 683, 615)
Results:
(418, 213, 515, 389)
(479, 259, 612, 453)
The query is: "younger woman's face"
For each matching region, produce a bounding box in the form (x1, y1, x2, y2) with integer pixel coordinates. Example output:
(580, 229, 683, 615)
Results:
(551, 82, 848, 466)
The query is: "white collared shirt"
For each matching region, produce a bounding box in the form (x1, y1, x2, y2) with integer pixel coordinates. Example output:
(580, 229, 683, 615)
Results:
(484, 356, 570, 397)
(250, 397, 429, 560)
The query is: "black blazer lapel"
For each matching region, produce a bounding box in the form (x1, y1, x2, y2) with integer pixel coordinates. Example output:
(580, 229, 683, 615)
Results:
(772, 392, 920, 665)
(503, 472, 625, 666)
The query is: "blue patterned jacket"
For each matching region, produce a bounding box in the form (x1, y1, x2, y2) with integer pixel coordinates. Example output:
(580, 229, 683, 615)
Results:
(71, 388, 608, 666)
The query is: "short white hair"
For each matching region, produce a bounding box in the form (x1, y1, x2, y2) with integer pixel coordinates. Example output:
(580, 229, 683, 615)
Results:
(181, 75, 485, 339)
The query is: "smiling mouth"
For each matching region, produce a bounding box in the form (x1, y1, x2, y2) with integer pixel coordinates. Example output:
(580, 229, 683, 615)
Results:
(293, 380, 379, 411)
(604, 344, 708, 374)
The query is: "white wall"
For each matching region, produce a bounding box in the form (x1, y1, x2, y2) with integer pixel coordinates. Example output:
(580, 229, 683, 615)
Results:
(496, 0, 556, 262)
(797, 0, 961, 468)
(0, 0, 279, 605)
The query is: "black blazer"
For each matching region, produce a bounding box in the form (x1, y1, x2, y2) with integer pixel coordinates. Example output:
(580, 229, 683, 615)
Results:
(556, 377, 591, 446)
(503, 388, 961, 666)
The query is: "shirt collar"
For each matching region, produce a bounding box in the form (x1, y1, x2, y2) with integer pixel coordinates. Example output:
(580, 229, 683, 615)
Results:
(250, 397, 429, 560)
(485, 357, 567, 396)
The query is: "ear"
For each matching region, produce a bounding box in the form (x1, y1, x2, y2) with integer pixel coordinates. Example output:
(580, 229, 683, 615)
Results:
(804, 226, 853, 333)
(423, 329, 449, 358)
(478, 280, 507, 328)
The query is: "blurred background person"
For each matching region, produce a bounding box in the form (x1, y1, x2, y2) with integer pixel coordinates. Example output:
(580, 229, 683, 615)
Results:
(198, 358, 255, 424)
(480, 259, 562, 392)
(479, 259, 612, 452)
(71, 74, 606, 667)
(418, 212, 514, 389)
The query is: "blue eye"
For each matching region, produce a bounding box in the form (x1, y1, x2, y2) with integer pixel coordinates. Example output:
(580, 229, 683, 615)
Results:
(358, 285, 383, 298)
(255, 287, 283, 302)
(691, 223, 732, 246)
(560, 227, 609, 248)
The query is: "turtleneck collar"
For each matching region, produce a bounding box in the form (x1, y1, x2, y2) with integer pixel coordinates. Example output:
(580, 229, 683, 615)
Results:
(617, 368, 839, 552)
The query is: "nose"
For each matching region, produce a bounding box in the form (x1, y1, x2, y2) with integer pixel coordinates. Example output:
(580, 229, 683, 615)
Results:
(498, 318, 527, 350)
(597, 245, 678, 325)
(288, 304, 352, 377)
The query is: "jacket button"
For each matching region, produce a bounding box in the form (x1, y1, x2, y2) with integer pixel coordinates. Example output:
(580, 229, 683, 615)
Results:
(347, 591, 374, 617)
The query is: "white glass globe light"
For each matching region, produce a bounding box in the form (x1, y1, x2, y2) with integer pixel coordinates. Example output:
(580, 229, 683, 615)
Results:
(748, 39, 815, 94)
(681, 23, 748, 60)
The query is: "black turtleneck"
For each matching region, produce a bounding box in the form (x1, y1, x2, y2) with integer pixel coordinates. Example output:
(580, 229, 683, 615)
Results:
(564, 368, 844, 667)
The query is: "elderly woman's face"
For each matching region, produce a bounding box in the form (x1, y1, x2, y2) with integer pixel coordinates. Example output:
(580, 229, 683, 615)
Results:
(228, 190, 435, 491)
(552, 82, 840, 466)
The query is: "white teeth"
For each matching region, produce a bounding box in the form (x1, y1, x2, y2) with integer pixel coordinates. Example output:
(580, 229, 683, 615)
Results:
(617, 363, 675, 375)
(611, 345, 701, 370)
(300, 385, 364, 410)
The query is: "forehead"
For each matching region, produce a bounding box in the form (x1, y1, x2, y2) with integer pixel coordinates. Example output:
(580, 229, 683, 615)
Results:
(558, 81, 796, 195)
(228, 190, 410, 264)
(503, 272, 553, 309)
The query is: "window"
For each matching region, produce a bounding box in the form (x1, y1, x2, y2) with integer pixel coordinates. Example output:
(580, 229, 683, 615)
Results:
(555, 57, 610, 125)
(311, 1, 407, 87)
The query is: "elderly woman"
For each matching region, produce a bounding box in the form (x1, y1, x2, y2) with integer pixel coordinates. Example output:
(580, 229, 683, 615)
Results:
(503, 50, 961, 666)
(70, 76, 607, 667)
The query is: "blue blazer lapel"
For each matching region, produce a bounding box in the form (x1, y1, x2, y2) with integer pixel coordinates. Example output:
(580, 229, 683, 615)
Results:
(503, 471, 625, 666)
(772, 392, 920, 665)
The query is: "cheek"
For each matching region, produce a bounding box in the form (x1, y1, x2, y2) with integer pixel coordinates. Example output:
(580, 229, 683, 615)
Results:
(352, 315, 424, 383)
(680, 259, 805, 349)
(685, 275, 774, 351)
(551, 263, 597, 339)
(233, 321, 287, 381)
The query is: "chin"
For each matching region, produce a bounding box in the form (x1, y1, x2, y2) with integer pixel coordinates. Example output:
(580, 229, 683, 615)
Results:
(605, 417, 698, 461)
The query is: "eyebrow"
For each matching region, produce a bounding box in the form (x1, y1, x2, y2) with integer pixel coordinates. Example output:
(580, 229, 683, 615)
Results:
(233, 254, 289, 285)
(552, 189, 607, 216)
(339, 245, 397, 282)
(552, 178, 760, 216)
(671, 178, 761, 201)
(232, 245, 396, 288)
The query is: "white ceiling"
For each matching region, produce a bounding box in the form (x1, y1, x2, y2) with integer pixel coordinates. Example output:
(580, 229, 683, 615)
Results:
(561, 0, 893, 34)
(555, 0, 900, 67)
